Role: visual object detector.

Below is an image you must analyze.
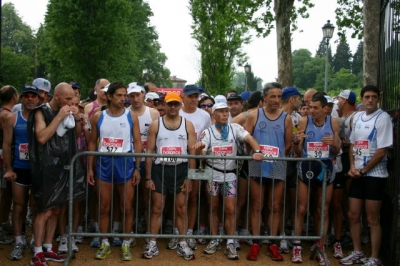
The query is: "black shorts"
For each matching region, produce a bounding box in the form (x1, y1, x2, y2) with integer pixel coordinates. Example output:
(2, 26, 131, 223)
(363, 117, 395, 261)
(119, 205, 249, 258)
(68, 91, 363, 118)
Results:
(151, 163, 188, 194)
(341, 151, 350, 175)
(238, 160, 249, 179)
(14, 168, 32, 186)
(348, 176, 386, 201)
(286, 161, 298, 188)
(333, 171, 344, 189)
(298, 160, 335, 187)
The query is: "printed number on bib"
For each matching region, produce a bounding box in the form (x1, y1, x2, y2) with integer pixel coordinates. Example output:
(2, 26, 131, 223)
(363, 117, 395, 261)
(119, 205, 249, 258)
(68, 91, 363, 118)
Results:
(212, 146, 233, 156)
(160, 146, 183, 164)
(101, 138, 124, 153)
(260, 145, 279, 162)
(353, 140, 370, 156)
(307, 142, 329, 158)
(19, 143, 29, 160)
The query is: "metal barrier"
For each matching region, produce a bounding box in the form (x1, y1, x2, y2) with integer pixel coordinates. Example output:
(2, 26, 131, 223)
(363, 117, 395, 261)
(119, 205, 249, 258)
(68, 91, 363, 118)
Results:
(64, 152, 329, 265)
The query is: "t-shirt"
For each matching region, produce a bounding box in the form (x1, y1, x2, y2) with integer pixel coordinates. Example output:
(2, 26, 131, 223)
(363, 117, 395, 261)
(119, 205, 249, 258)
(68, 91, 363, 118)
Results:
(180, 108, 211, 140)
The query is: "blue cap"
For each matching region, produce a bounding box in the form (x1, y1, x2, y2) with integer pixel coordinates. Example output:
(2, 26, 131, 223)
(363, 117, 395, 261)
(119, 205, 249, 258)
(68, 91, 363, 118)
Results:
(240, 91, 251, 101)
(198, 85, 205, 92)
(69, 81, 81, 89)
(282, 87, 303, 99)
(183, 84, 200, 95)
(338, 90, 356, 104)
(21, 84, 39, 95)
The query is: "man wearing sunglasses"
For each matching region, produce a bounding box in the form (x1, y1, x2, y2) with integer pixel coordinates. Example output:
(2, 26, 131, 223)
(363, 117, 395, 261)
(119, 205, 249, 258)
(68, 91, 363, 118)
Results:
(143, 92, 196, 261)
(3, 85, 40, 260)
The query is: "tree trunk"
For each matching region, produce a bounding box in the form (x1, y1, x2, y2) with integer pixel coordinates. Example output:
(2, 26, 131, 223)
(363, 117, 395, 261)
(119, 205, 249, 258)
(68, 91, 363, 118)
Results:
(275, 0, 294, 87)
(363, 0, 380, 86)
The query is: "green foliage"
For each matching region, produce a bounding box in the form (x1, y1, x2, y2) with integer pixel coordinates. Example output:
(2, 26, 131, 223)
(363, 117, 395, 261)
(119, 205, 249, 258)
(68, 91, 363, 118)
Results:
(332, 39, 352, 72)
(1, 46, 32, 87)
(352, 41, 363, 75)
(335, 0, 364, 40)
(190, 0, 263, 95)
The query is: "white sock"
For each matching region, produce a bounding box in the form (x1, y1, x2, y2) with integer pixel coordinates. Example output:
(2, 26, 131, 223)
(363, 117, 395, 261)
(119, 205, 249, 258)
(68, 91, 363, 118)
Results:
(102, 238, 109, 244)
(43, 243, 52, 251)
(94, 222, 99, 232)
(34, 246, 43, 255)
(113, 221, 120, 232)
(227, 239, 234, 245)
(187, 229, 193, 234)
(15, 235, 22, 244)
(123, 240, 130, 246)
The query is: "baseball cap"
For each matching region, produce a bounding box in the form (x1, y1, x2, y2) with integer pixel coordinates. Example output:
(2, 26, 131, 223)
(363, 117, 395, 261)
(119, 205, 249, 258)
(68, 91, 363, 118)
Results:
(165, 92, 182, 103)
(21, 84, 39, 95)
(100, 83, 110, 92)
(324, 95, 334, 105)
(214, 95, 227, 104)
(227, 94, 242, 101)
(240, 91, 251, 101)
(127, 82, 145, 94)
(248, 91, 263, 105)
(145, 92, 159, 101)
(183, 84, 200, 95)
(32, 78, 51, 93)
(69, 81, 80, 89)
(338, 89, 356, 104)
(282, 87, 303, 99)
(212, 102, 229, 113)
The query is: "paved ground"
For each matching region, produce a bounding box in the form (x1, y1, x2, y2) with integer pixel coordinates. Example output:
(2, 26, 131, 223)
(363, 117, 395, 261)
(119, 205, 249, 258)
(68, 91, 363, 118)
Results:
(0, 237, 361, 265)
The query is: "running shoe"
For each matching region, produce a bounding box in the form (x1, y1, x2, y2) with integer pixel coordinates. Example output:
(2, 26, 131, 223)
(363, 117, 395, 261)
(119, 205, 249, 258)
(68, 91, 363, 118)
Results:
(362, 258, 383, 266)
(94, 242, 111, 260)
(292, 245, 303, 263)
(279, 239, 289, 254)
(340, 251, 367, 265)
(121, 243, 132, 261)
(224, 243, 239, 260)
(333, 242, 344, 259)
(30, 252, 48, 266)
(142, 241, 159, 259)
(177, 242, 195, 260)
(316, 252, 331, 266)
(186, 231, 197, 250)
(203, 240, 221, 255)
(10, 242, 25, 260)
(266, 243, 283, 261)
(43, 250, 66, 262)
(246, 243, 260, 261)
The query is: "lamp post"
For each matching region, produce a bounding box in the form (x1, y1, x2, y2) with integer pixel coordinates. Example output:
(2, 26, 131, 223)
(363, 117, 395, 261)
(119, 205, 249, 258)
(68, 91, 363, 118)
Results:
(322, 20, 335, 93)
(244, 63, 251, 91)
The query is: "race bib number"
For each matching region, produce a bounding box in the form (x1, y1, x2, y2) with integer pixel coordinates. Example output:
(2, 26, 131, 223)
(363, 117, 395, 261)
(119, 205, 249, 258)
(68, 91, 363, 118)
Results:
(353, 140, 370, 156)
(260, 145, 279, 162)
(212, 145, 233, 156)
(307, 142, 329, 158)
(100, 138, 124, 153)
(19, 143, 29, 160)
(160, 146, 183, 164)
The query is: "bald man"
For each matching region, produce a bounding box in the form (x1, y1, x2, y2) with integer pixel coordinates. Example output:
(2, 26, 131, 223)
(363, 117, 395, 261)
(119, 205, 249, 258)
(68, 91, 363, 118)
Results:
(302, 89, 317, 116)
(84, 79, 110, 119)
(28, 83, 85, 266)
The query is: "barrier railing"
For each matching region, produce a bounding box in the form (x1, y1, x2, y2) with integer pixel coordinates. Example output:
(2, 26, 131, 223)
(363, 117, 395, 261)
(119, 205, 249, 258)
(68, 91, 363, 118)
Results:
(64, 152, 329, 265)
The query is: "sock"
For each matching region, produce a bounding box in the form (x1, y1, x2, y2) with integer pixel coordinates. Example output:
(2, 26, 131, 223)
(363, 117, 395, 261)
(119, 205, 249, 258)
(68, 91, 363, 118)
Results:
(179, 241, 186, 246)
(15, 235, 22, 244)
(113, 221, 120, 232)
(227, 239, 234, 245)
(102, 238, 109, 244)
(34, 246, 43, 255)
(94, 222, 99, 232)
(123, 240, 130, 246)
(149, 240, 156, 245)
(187, 229, 193, 234)
(43, 243, 52, 252)
(173, 228, 179, 235)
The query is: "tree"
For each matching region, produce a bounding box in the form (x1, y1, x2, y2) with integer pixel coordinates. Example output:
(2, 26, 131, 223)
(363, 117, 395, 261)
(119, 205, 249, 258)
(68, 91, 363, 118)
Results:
(1, 46, 32, 87)
(190, 0, 263, 95)
(332, 39, 352, 72)
(352, 41, 363, 75)
(315, 39, 333, 62)
(292, 49, 313, 89)
(329, 68, 358, 90)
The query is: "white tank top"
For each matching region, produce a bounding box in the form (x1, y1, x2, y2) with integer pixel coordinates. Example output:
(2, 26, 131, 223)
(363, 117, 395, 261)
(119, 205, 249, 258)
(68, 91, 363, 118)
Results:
(155, 117, 188, 165)
(97, 109, 133, 153)
(138, 106, 152, 157)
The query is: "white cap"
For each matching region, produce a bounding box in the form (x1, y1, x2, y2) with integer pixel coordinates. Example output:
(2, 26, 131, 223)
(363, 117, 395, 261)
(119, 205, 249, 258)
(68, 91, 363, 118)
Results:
(32, 78, 51, 93)
(100, 83, 110, 92)
(127, 82, 145, 94)
(145, 92, 159, 101)
(214, 95, 227, 104)
(212, 102, 229, 113)
(324, 95, 334, 104)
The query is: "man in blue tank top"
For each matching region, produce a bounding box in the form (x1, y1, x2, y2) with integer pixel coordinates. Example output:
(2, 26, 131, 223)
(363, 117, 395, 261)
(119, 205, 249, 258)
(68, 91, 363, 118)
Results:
(292, 92, 340, 265)
(244, 82, 293, 262)
(3, 85, 40, 260)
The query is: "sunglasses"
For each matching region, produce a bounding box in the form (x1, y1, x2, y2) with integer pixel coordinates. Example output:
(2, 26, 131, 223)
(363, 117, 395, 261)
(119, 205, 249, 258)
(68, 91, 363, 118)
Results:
(200, 103, 213, 109)
(22, 94, 38, 99)
(166, 102, 181, 107)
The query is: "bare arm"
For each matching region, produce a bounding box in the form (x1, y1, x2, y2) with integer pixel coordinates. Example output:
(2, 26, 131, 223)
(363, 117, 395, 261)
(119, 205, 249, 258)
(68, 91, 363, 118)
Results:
(86, 112, 100, 186)
(131, 111, 142, 186)
(284, 114, 293, 155)
(293, 116, 307, 156)
(2, 113, 16, 181)
(145, 119, 158, 191)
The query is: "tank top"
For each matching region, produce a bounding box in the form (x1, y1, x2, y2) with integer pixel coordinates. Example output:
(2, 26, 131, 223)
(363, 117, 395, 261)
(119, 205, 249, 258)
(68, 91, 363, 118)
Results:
(138, 106, 152, 157)
(253, 108, 287, 177)
(13, 111, 30, 169)
(97, 109, 133, 153)
(302, 115, 334, 159)
(88, 101, 100, 118)
(155, 117, 188, 165)
(342, 111, 356, 153)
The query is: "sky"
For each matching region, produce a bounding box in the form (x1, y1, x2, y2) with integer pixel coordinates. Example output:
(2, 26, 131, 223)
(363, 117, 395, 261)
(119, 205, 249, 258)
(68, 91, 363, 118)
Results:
(5, 0, 360, 85)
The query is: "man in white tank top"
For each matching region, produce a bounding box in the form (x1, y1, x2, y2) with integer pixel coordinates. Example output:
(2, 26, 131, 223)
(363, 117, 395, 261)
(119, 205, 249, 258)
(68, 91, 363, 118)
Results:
(143, 92, 197, 261)
(127, 82, 159, 234)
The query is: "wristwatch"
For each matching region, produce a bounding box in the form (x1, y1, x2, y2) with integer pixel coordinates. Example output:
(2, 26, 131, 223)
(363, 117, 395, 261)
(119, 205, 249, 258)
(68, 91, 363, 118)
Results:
(359, 169, 366, 176)
(254, 149, 263, 154)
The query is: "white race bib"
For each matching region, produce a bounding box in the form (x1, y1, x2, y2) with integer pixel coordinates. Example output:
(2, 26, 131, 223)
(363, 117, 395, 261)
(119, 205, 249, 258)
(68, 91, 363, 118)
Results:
(160, 146, 183, 164)
(19, 143, 29, 160)
(260, 145, 279, 162)
(353, 140, 370, 156)
(212, 145, 233, 156)
(100, 138, 124, 153)
(307, 142, 329, 158)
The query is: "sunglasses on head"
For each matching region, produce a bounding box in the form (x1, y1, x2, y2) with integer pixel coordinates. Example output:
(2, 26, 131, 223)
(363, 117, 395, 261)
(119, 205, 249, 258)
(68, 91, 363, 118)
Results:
(166, 102, 181, 107)
(200, 103, 213, 109)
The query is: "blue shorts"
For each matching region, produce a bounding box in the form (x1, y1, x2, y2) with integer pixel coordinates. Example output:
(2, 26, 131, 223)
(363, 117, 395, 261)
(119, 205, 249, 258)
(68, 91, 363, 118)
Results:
(96, 156, 134, 184)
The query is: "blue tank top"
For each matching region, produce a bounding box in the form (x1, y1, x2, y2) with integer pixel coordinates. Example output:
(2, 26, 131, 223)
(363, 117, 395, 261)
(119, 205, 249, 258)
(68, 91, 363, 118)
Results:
(13, 111, 30, 169)
(302, 115, 334, 159)
(253, 108, 287, 177)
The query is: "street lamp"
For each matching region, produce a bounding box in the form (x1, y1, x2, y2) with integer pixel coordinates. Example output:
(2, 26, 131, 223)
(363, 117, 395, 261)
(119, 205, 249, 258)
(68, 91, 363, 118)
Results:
(322, 20, 335, 93)
(244, 63, 251, 91)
